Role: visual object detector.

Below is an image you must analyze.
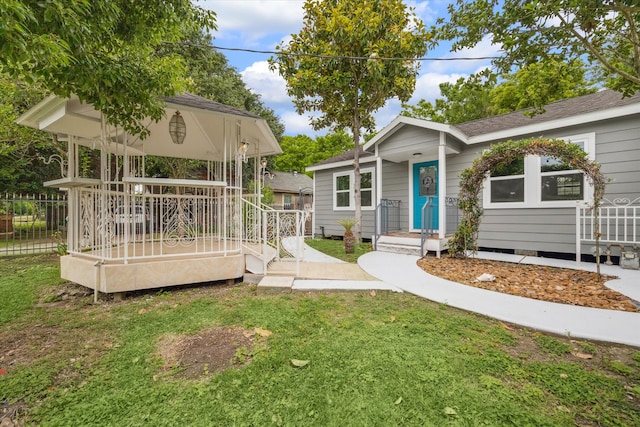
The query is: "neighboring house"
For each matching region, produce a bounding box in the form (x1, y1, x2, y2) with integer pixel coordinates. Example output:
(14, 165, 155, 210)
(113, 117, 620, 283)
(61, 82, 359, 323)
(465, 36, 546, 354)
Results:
(308, 90, 640, 259)
(261, 171, 313, 236)
(263, 171, 313, 210)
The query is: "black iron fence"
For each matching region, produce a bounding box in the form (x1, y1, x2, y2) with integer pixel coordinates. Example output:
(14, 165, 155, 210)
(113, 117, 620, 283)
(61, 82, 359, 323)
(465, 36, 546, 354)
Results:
(0, 193, 68, 256)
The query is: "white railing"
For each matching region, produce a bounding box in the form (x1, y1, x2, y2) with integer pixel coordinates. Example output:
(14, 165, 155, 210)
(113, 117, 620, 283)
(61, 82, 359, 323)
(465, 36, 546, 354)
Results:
(577, 197, 640, 261)
(242, 197, 307, 275)
(69, 183, 242, 261)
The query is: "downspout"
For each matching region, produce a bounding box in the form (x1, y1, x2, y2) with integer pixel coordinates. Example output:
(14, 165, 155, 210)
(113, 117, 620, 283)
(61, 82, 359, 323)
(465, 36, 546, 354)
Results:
(438, 132, 446, 239)
(376, 144, 382, 241)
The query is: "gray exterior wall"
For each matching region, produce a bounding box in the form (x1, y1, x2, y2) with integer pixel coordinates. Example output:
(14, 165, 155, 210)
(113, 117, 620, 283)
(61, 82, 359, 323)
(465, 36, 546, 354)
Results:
(312, 159, 409, 240)
(312, 163, 377, 239)
(313, 114, 639, 254)
(378, 126, 440, 158)
(462, 115, 640, 255)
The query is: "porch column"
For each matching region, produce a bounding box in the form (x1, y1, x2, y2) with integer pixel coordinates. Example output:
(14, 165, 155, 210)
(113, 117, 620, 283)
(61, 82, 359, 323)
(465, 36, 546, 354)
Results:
(438, 132, 446, 239)
(376, 146, 382, 237)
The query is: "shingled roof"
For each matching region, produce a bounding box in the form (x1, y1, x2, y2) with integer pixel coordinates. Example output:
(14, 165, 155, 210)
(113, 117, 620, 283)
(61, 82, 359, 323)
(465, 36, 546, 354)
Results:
(263, 171, 313, 193)
(164, 93, 262, 119)
(455, 89, 640, 137)
(309, 147, 374, 168)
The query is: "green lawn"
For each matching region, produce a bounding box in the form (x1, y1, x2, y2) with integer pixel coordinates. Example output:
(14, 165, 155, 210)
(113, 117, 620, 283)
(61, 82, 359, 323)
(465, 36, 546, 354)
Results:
(305, 237, 372, 263)
(1, 255, 638, 426)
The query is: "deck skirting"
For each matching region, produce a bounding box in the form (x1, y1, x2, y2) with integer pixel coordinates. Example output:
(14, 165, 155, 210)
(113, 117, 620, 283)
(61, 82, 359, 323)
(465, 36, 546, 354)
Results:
(61, 254, 244, 293)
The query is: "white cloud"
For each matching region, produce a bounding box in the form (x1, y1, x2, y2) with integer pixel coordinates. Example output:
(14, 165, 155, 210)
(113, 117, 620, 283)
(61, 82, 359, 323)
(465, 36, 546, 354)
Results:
(202, 0, 304, 45)
(240, 61, 290, 105)
(281, 111, 317, 135)
(425, 35, 499, 74)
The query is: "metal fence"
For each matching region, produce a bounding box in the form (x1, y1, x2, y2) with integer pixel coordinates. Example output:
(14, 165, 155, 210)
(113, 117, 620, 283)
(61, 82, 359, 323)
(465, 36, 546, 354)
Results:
(0, 193, 68, 256)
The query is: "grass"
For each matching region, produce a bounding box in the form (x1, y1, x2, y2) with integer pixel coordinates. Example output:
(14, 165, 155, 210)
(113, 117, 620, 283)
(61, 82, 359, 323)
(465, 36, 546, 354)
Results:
(1, 255, 639, 426)
(305, 237, 372, 263)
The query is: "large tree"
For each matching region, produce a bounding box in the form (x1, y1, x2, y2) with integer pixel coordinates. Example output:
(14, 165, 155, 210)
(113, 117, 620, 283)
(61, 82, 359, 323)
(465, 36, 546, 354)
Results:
(402, 59, 596, 124)
(270, 0, 429, 241)
(150, 30, 286, 181)
(161, 30, 285, 141)
(0, 74, 66, 194)
(1, 0, 216, 136)
(402, 69, 496, 124)
(274, 131, 353, 176)
(436, 0, 640, 99)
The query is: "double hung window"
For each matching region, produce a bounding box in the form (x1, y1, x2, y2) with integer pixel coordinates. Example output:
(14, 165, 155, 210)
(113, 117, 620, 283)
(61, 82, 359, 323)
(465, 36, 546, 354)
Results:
(484, 133, 595, 208)
(333, 168, 375, 210)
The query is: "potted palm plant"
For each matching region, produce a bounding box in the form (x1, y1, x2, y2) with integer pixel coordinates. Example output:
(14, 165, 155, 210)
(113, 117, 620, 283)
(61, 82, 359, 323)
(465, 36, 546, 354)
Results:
(338, 217, 357, 254)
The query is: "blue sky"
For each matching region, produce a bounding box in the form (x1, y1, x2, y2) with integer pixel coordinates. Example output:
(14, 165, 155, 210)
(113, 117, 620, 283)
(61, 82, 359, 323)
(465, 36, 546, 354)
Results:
(201, 0, 500, 137)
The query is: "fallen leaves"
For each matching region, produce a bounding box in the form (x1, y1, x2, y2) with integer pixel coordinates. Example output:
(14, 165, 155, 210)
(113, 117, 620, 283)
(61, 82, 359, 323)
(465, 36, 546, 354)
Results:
(290, 359, 310, 367)
(418, 256, 638, 312)
(571, 352, 594, 360)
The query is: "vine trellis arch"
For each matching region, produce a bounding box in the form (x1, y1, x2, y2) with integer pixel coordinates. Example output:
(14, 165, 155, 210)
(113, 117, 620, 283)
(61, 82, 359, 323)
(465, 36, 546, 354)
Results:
(449, 138, 607, 272)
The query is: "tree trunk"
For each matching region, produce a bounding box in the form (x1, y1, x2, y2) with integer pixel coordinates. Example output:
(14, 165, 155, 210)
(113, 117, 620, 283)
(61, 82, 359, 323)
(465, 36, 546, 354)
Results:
(344, 230, 355, 254)
(352, 103, 362, 244)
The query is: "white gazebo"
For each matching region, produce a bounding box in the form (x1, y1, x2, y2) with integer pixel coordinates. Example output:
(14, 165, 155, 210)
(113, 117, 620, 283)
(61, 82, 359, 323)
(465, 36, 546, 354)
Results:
(18, 93, 300, 295)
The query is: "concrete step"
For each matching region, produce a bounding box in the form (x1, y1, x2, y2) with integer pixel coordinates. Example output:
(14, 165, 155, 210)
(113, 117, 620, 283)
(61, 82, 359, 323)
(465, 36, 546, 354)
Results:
(377, 235, 422, 246)
(256, 275, 294, 294)
(376, 242, 423, 256)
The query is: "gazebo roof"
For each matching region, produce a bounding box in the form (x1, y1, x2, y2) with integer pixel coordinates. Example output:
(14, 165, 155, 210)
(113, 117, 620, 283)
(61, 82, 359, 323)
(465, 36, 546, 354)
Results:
(17, 93, 281, 161)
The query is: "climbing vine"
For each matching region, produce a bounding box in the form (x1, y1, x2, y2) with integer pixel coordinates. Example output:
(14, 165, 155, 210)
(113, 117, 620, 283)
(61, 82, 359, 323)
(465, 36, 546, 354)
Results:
(449, 138, 606, 271)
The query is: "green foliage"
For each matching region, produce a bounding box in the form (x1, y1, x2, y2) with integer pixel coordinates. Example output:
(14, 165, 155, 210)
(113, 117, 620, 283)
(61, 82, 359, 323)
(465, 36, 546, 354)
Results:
(275, 131, 353, 175)
(0, 1, 217, 137)
(402, 59, 597, 124)
(0, 74, 66, 193)
(607, 361, 635, 377)
(402, 69, 496, 124)
(337, 217, 357, 232)
(490, 59, 597, 116)
(247, 181, 275, 206)
(435, 0, 640, 100)
(158, 29, 284, 142)
(274, 134, 316, 175)
(449, 138, 607, 258)
(270, 0, 430, 239)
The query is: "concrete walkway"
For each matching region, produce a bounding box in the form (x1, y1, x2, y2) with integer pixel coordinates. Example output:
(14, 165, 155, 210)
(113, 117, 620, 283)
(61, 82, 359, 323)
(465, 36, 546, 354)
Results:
(268, 239, 640, 347)
(358, 251, 640, 348)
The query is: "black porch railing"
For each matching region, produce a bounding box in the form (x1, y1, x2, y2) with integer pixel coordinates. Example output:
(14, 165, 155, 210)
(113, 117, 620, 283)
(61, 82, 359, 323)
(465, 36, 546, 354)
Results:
(374, 199, 401, 250)
(420, 196, 461, 255)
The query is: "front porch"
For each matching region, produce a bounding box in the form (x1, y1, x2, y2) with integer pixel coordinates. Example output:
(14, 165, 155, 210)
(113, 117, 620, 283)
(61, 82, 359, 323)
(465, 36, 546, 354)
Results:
(373, 196, 461, 257)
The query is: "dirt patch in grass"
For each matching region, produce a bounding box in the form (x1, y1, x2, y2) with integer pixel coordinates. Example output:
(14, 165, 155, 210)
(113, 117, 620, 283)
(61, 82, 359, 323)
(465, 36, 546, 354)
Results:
(156, 326, 265, 380)
(418, 255, 639, 312)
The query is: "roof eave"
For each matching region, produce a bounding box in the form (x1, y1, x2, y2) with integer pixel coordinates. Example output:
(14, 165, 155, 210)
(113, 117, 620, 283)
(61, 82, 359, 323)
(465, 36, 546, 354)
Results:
(466, 102, 640, 144)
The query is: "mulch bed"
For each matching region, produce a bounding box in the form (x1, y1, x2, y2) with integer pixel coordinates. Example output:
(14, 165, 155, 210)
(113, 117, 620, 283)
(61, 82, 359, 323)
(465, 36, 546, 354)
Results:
(417, 255, 639, 312)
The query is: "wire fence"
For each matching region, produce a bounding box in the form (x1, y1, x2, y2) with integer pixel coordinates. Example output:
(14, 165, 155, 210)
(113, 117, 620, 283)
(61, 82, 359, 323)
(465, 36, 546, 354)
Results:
(0, 193, 68, 256)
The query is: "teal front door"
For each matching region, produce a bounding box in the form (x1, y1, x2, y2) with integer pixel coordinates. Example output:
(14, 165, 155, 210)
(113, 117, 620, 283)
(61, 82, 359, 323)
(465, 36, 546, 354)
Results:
(413, 161, 438, 230)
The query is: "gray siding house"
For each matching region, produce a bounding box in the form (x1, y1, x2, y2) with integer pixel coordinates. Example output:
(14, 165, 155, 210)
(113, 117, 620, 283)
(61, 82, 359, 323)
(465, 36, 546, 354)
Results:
(307, 90, 640, 259)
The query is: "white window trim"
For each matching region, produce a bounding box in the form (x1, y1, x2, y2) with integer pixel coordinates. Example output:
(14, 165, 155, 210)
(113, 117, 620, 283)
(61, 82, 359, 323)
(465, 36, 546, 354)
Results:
(483, 133, 595, 209)
(332, 167, 375, 211)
